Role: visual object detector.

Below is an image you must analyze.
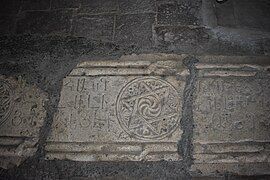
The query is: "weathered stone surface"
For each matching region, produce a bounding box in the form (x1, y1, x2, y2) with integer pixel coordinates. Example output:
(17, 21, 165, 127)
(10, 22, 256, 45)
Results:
(118, 0, 155, 14)
(73, 15, 114, 41)
(79, 0, 118, 14)
(192, 56, 270, 176)
(21, 0, 51, 11)
(153, 26, 209, 52)
(115, 14, 155, 47)
(157, 0, 201, 26)
(46, 54, 187, 161)
(214, 0, 270, 31)
(16, 10, 73, 35)
(51, 0, 80, 9)
(0, 0, 21, 15)
(0, 15, 16, 35)
(215, 0, 235, 28)
(0, 76, 47, 169)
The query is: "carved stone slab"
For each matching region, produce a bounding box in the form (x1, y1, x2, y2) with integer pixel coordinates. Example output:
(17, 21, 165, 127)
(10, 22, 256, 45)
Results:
(0, 76, 47, 169)
(192, 57, 270, 176)
(46, 55, 187, 161)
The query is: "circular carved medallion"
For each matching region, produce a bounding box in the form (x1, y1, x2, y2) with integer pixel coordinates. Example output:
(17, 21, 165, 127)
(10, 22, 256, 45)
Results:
(0, 80, 13, 125)
(116, 77, 181, 140)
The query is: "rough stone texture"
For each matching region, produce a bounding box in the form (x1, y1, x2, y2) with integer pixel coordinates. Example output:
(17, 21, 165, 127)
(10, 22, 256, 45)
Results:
(154, 26, 209, 53)
(21, 0, 51, 11)
(0, 0, 270, 178)
(0, 75, 47, 169)
(192, 56, 270, 176)
(115, 14, 155, 47)
(119, 0, 155, 14)
(51, 0, 80, 9)
(157, 0, 201, 26)
(16, 10, 73, 35)
(46, 56, 187, 161)
(79, 0, 118, 14)
(73, 15, 114, 41)
(0, 15, 16, 35)
(214, 0, 270, 31)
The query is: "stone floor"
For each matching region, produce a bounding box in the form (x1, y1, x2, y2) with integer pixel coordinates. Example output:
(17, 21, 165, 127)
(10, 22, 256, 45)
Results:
(0, 0, 270, 179)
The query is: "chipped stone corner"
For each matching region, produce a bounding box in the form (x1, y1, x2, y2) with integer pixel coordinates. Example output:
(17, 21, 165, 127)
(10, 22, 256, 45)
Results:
(46, 53, 189, 162)
(0, 75, 48, 169)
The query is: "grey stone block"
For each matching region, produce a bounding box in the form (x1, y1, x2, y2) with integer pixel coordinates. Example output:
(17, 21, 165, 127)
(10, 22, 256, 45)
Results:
(0, 0, 21, 15)
(157, 1, 201, 26)
(79, 0, 118, 14)
(153, 26, 209, 52)
(233, 0, 270, 31)
(215, 0, 270, 31)
(21, 0, 51, 11)
(51, 0, 80, 9)
(118, 0, 156, 14)
(16, 10, 73, 35)
(115, 13, 155, 48)
(73, 15, 114, 41)
(0, 15, 16, 35)
(215, 0, 236, 27)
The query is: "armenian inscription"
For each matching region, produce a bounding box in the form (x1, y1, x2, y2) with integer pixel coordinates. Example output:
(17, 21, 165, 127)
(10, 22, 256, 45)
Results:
(0, 76, 47, 169)
(192, 62, 270, 176)
(46, 58, 186, 161)
(194, 78, 270, 142)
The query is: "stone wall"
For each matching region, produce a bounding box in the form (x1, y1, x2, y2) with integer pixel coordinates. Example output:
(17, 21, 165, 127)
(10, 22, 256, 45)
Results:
(0, 0, 270, 179)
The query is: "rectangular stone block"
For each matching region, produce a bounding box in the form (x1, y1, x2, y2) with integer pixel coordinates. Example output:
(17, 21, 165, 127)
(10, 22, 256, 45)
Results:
(157, 0, 201, 26)
(115, 13, 155, 47)
(0, 0, 21, 15)
(46, 54, 188, 161)
(51, 0, 80, 9)
(215, 0, 236, 27)
(79, 0, 118, 14)
(21, 0, 51, 11)
(16, 10, 73, 35)
(118, 0, 156, 14)
(0, 76, 47, 169)
(192, 56, 270, 176)
(73, 15, 114, 41)
(214, 0, 270, 31)
(0, 15, 16, 35)
(153, 26, 209, 52)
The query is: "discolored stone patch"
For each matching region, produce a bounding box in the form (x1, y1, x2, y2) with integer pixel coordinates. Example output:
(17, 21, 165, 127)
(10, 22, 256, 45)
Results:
(192, 56, 270, 176)
(46, 54, 188, 161)
(0, 75, 48, 169)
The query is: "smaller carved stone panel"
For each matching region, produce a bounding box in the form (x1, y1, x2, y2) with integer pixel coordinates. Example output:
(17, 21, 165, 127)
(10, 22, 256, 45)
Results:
(193, 76, 270, 175)
(47, 69, 185, 161)
(194, 78, 270, 142)
(0, 76, 47, 169)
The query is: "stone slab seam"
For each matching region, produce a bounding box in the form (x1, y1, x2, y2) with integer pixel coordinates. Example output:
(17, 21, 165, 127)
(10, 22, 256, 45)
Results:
(178, 56, 199, 177)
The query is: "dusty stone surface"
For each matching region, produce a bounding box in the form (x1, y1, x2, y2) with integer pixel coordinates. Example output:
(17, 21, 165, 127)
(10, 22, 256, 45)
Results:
(0, 0, 270, 179)
(0, 75, 47, 169)
(192, 58, 270, 176)
(46, 57, 187, 161)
